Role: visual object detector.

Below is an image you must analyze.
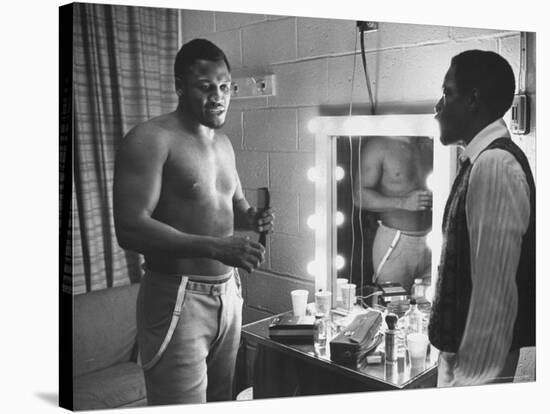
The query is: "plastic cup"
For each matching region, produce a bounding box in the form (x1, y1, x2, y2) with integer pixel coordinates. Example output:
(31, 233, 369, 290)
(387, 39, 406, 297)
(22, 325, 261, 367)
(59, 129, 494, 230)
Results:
(407, 333, 429, 369)
(336, 278, 347, 302)
(341, 283, 356, 311)
(291, 289, 309, 316)
(315, 291, 332, 315)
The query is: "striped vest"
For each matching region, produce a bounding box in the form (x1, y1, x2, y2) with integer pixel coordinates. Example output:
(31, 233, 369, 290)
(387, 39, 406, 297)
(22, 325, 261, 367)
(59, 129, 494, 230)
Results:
(428, 137, 536, 353)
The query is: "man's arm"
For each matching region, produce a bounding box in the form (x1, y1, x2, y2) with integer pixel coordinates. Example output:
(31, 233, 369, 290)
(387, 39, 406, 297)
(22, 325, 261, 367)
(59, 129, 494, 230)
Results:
(452, 149, 530, 385)
(113, 125, 264, 271)
(353, 138, 431, 212)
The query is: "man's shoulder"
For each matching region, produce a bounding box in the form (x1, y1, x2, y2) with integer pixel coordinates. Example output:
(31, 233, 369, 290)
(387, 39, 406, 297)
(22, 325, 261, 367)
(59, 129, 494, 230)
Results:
(361, 136, 388, 156)
(471, 148, 527, 187)
(475, 147, 520, 168)
(121, 114, 178, 150)
(125, 113, 176, 139)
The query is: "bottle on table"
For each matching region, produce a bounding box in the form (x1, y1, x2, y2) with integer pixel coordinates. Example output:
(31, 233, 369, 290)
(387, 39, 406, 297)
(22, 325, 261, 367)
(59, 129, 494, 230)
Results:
(313, 313, 328, 354)
(411, 279, 432, 331)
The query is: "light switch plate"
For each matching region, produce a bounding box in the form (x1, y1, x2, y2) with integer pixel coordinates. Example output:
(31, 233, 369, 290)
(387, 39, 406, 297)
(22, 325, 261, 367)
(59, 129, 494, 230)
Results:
(510, 94, 529, 135)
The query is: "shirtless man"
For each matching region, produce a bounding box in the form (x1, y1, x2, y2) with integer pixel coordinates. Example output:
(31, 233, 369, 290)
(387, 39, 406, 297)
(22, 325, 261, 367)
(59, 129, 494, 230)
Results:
(113, 39, 273, 405)
(353, 136, 433, 293)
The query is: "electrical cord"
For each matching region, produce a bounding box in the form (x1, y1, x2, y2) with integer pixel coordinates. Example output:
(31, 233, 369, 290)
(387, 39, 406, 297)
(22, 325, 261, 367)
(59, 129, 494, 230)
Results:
(359, 29, 376, 115)
(347, 29, 359, 283)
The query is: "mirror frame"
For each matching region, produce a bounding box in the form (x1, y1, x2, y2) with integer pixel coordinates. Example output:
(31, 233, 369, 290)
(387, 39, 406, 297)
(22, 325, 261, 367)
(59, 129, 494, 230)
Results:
(311, 114, 456, 308)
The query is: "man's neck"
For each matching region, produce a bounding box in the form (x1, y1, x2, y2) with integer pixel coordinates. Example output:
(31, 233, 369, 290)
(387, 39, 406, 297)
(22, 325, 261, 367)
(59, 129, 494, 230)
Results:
(462, 117, 497, 146)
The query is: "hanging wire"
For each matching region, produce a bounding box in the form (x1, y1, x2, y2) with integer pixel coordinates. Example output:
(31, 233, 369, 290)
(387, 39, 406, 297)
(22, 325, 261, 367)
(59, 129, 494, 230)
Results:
(347, 29, 359, 284)
(358, 26, 377, 305)
(358, 132, 365, 297)
(360, 29, 376, 115)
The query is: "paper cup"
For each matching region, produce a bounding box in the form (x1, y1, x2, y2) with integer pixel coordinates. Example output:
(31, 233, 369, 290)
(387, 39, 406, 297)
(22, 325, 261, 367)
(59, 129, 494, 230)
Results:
(341, 283, 356, 311)
(315, 290, 332, 315)
(291, 289, 309, 316)
(336, 278, 347, 301)
(407, 333, 429, 369)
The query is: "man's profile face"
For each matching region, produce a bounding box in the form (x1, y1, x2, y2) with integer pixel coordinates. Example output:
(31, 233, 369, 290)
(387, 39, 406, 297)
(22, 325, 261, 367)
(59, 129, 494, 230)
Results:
(178, 59, 232, 129)
(434, 65, 469, 146)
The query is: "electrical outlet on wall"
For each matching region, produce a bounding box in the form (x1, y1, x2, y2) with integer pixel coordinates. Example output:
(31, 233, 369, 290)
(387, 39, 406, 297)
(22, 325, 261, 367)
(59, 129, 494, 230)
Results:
(231, 75, 276, 99)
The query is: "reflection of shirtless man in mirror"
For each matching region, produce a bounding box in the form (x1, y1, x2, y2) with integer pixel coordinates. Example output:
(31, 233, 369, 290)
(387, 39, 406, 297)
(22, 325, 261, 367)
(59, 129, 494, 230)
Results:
(353, 136, 433, 293)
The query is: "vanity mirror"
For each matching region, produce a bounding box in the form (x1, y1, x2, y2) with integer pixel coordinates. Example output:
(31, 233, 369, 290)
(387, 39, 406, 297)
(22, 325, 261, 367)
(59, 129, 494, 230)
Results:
(310, 114, 456, 307)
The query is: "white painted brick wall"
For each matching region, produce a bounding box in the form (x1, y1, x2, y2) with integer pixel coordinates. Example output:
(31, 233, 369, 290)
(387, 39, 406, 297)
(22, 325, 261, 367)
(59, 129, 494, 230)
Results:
(500, 35, 521, 90)
(243, 108, 297, 151)
(270, 233, 315, 277)
(199, 30, 242, 67)
(367, 22, 450, 50)
(222, 109, 243, 150)
(242, 18, 297, 68)
(270, 59, 328, 107)
(214, 11, 266, 31)
(269, 152, 315, 194)
(298, 192, 316, 237)
(181, 10, 215, 40)
(269, 190, 299, 235)
(245, 270, 314, 314)
(450, 26, 518, 40)
(234, 151, 269, 188)
(297, 17, 356, 58)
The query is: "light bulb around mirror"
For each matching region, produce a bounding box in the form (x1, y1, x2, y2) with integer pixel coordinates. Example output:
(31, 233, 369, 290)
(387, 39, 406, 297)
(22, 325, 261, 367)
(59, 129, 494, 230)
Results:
(425, 172, 434, 192)
(335, 166, 345, 181)
(307, 167, 318, 182)
(307, 260, 318, 276)
(335, 255, 345, 270)
(335, 211, 344, 226)
(307, 118, 318, 134)
(425, 230, 441, 251)
(307, 214, 318, 230)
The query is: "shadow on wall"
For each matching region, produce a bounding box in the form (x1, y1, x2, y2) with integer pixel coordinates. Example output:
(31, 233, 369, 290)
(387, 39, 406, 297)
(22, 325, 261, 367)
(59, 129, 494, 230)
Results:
(319, 102, 438, 117)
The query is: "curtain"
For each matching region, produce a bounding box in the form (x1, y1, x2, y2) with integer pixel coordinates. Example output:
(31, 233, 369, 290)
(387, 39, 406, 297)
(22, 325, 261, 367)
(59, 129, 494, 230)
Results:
(63, 3, 178, 294)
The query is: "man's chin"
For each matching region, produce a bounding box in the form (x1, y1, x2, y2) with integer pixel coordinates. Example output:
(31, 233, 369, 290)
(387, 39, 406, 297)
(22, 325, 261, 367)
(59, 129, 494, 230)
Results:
(202, 117, 226, 129)
(439, 131, 458, 146)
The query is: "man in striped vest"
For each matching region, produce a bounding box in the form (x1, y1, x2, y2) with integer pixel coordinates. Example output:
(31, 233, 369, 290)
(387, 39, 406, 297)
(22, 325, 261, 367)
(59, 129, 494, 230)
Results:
(428, 50, 535, 386)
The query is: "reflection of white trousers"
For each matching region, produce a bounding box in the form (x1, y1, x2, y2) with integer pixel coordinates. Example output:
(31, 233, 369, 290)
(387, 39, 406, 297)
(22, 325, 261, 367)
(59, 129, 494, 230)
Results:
(372, 222, 430, 293)
(137, 268, 243, 405)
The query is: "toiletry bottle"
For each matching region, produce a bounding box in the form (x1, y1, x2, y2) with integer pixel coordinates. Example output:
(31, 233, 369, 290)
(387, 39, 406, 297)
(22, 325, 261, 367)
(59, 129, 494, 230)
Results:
(404, 298, 424, 335)
(313, 313, 328, 354)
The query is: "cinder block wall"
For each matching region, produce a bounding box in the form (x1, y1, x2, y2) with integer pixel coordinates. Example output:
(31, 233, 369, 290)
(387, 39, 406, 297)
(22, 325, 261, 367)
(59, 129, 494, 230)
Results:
(179, 10, 536, 323)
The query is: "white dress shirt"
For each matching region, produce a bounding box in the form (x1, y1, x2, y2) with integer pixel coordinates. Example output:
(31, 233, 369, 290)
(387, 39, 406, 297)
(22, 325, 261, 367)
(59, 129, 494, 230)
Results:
(437, 119, 531, 386)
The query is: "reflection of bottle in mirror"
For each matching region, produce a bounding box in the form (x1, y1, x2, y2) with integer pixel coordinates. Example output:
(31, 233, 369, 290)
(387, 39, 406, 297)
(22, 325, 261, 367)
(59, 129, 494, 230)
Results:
(404, 298, 423, 336)
(411, 278, 425, 301)
(412, 278, 431, 319)
(314, 314, 328, 354)
(396, 316, 408, 370)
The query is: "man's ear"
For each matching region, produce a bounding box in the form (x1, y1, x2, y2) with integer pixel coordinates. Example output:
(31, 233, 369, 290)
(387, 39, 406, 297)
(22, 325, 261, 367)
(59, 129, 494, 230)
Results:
(467, 87, 482, 112)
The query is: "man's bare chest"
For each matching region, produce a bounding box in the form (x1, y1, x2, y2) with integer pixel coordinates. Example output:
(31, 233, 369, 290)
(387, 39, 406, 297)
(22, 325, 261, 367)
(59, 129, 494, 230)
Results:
(162, 143, 236, 200)
(382, 141, 433, 186)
